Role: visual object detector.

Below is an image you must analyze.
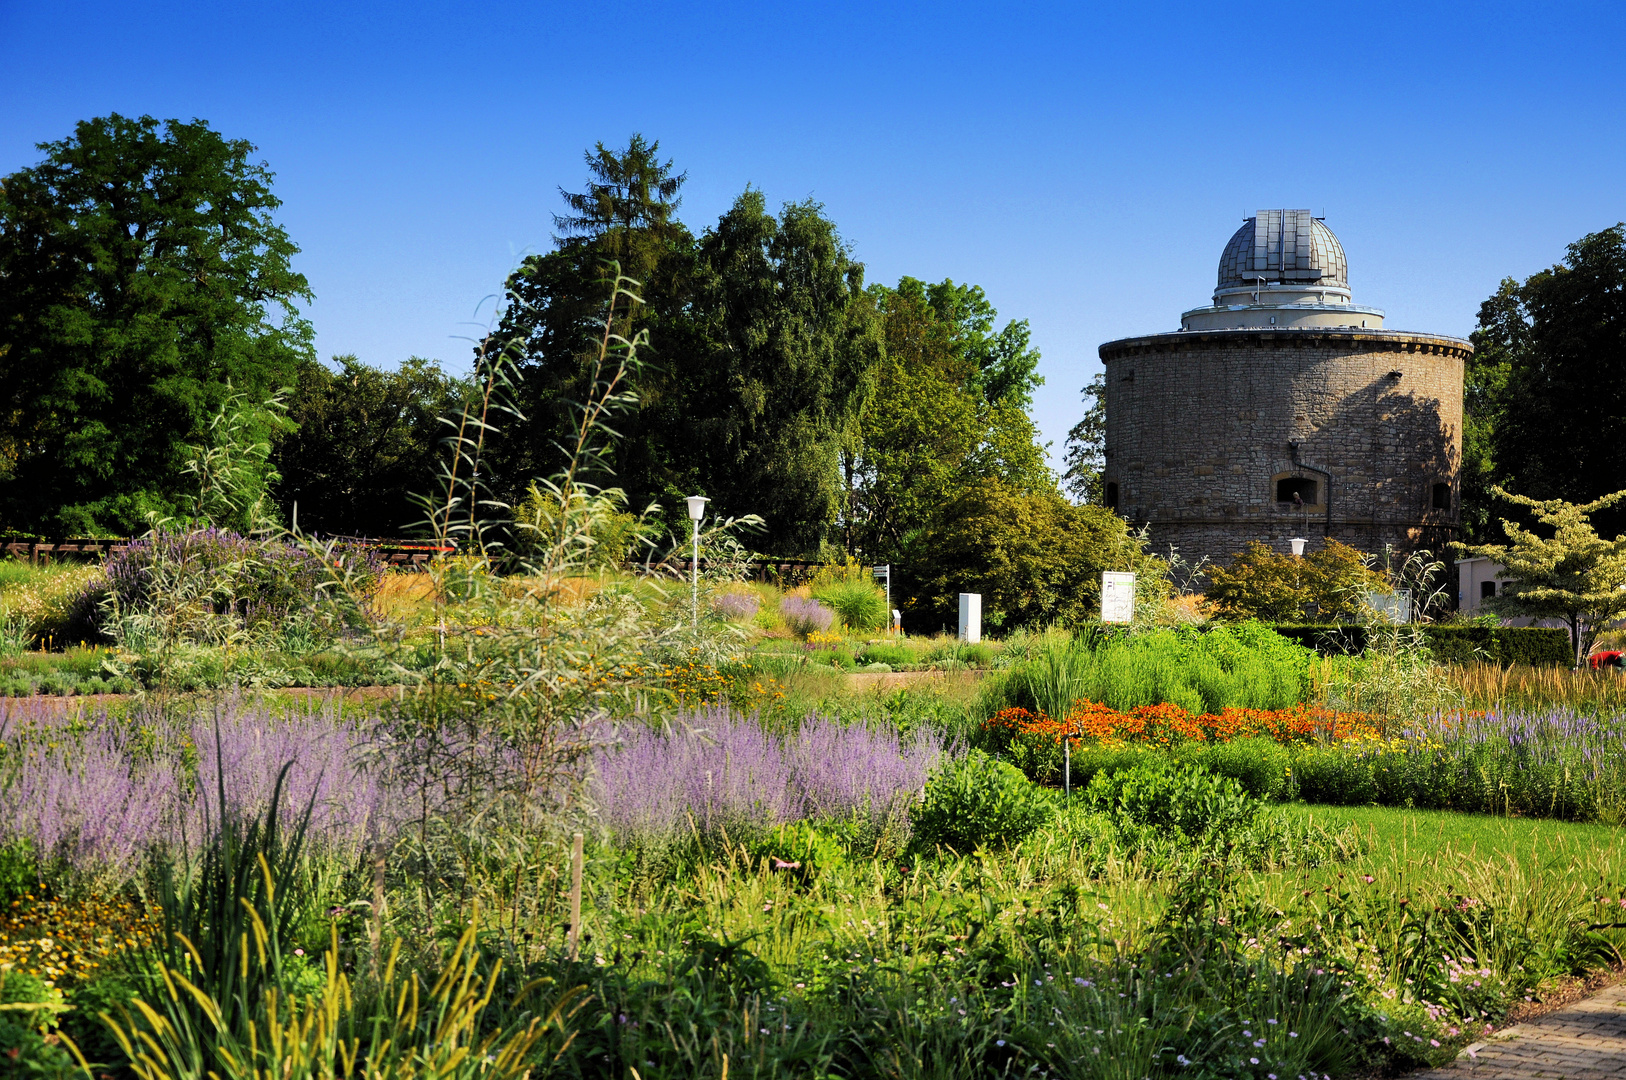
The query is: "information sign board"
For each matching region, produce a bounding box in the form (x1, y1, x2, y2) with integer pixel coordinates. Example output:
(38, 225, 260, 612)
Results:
(1101, 572, 1136, 623)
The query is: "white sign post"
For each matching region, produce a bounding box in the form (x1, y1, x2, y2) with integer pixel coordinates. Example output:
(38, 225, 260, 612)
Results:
(1101, 571, 1136, 624)
(958, 593, 982, 643)
(1363, 589, 1412, 625)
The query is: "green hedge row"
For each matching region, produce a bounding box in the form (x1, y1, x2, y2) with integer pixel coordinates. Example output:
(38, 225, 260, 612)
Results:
(1268, 623, 1572, 666)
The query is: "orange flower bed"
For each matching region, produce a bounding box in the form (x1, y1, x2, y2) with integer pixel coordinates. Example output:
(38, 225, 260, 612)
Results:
(983, 701, 1380, 750)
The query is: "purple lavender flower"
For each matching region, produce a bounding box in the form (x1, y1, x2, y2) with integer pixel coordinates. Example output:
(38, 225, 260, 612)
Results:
(714, 591, 761, 621)
(780, 596, 834, 638)
(589, 709, 943, 841)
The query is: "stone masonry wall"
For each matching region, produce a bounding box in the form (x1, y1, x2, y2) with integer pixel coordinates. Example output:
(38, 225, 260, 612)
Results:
(1099, 328, 1468, 569)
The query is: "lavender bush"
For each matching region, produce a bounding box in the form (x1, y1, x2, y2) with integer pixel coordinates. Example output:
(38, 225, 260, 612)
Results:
(780, 595, 834, 638)
(590, 708, 942, 843)
(713, 590, 760, 621)
(0, 698, 390, 880)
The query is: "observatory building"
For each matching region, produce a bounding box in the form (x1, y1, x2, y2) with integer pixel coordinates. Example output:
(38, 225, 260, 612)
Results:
(1098, 210, 1469, 568)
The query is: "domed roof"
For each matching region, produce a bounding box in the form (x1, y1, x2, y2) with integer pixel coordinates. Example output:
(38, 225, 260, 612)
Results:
(1217, 210, 1347, 290)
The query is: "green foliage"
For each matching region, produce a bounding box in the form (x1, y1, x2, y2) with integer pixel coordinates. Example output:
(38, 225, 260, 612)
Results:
(1085, 763, 1259, 840)
(991, 623, 1312, 718)
(0, 971, 74, 1080)
(854, 642, 910, 667)
(1469, 225, 1626, 543)
(908, 483, 1167, 631)
(910, 750, 1052, 852)
(0, 114, 313, 535)
(744, 821, 848, 885)
(1061, 370, 1105, 504)
(1205, 539, 1389, 622)
(1271, 623, 1573, 666)
(1174, 737, 1294, 802)
(810, 579, 887, 630)
(487, 139, 880, 555)
(1457, 486, 1626, 664)
(273, 356, 470, 537)
(0, 839, 38, 908)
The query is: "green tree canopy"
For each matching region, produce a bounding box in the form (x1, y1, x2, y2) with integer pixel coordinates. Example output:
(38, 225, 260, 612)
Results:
(908, 482, 1161, 631)
(0, 114, 313, 534)
(1465, 225, 1626, 541)
(271, 356, 469, 537)
(1062, 371, 1105, 505)
(841, 277, 1046, 559)
(1457, 486, 1626, 665)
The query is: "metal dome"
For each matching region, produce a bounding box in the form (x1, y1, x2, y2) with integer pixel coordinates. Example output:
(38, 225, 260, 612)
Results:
(1217, 210, 1347, 290)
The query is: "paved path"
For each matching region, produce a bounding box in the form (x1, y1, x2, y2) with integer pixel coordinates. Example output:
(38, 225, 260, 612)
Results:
(1412, 983, 1626, 1079)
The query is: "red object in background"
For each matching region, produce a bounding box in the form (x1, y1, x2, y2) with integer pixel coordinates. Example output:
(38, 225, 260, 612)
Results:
(1589, 651, 1625, 670)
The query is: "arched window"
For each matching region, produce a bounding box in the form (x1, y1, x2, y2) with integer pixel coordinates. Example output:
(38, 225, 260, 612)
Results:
(1105, 482, 1119, 509)
(1432, 482, 1451, 510)
(1276, 477, 1318, 505)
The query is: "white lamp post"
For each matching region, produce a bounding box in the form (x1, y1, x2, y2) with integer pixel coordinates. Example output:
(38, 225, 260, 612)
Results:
(685, 496, 709, 629)
(1289, 537, 1307, 558)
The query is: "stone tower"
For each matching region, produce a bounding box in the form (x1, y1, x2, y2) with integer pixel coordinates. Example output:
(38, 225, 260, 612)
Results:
(1098, 210, 1469, 568)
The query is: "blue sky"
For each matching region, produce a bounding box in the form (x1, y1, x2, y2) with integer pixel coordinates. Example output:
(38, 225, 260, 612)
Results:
(3, 0, 1622, 466)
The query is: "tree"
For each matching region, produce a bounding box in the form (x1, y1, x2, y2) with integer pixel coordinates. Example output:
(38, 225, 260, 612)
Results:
(907, 482, 1162, 631)
(271, 356, 469, 536)
(1204, 539, 1388, 622)
(1457, 486, 1626, 665)
(1062, 372, 1105, 504)
(483, 135, 692, 505)
(0, 114, 313, 534)
(1466, 225, 1626, 541)
(662, 192, 881, 554)
(841, 277, 1046, 559)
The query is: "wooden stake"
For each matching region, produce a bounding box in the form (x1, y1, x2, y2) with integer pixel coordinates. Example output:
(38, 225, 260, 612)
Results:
(568, 832, 584, 960)
(370, 841, 386, 978)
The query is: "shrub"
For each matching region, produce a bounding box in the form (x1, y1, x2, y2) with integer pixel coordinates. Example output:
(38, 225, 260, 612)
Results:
(1270, 624, 1573, 666)
(780, 595, 834, 638)
(1205, 539, 1387, 622)
(811, 579, 888, 630)
(911, 750, 1052, 852)
(1084, 763, 1259, 840)
(856, 642, 911, 667)
(714, 590, 760, 621)
(1175, 737, 1294, 801)
(0, 971, 74, 1080)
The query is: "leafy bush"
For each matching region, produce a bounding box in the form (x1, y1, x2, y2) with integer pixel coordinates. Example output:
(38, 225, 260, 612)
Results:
(856, 642, 911, 667)
(1205, 539, 1387, 621)
(1084, 763, 1259, 841)
(780, 595, 834, 638)
(1270, 624, 1572, 666)
(1175, 736, 1294, 801)
(811, 579, 888, 630)
(911, 750, 1052, 852)
(0, 971, 74, 1080)
(86, 530, 382, 651)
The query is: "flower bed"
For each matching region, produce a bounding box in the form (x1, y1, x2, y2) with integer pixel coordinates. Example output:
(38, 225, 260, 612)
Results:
(983, 700, 1380, 752)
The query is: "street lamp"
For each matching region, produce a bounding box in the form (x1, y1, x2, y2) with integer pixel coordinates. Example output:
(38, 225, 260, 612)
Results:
(685, 496, 709, 629)
(1289, 537, 1306, 558)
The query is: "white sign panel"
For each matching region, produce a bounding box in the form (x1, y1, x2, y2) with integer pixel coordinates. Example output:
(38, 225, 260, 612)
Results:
(1101, 572, 1136, 624)
(958, 593, 982, 643)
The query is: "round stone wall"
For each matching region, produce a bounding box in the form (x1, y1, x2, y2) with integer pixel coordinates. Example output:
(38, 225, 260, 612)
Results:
(1099, 328, 1469, 568)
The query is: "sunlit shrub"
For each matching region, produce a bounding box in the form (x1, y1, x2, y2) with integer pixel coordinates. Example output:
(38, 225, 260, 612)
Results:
(911, 750, 1051, 852)
(780, 595, 834, 638)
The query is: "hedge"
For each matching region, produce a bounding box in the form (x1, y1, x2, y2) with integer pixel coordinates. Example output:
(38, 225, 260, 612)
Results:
(1268, 623, 1573, 666)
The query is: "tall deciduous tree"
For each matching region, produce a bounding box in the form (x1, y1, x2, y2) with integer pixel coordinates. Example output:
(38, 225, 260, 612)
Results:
(1466, 225, 1626, 541)
(0, 114, 313, 534)
(842, 277, 1045, 558)
(1457, 486, 1626, 665)
(272, 356, 469, 536)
